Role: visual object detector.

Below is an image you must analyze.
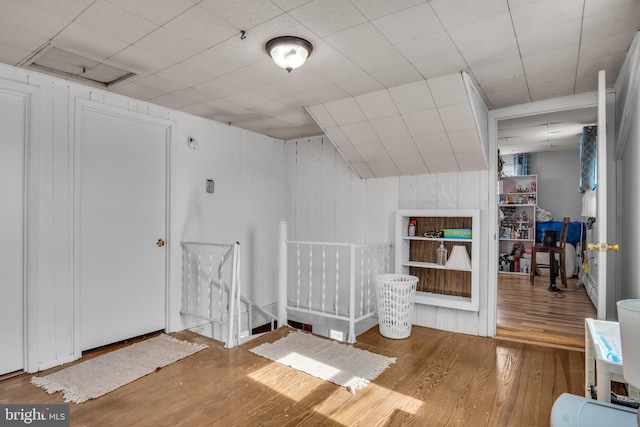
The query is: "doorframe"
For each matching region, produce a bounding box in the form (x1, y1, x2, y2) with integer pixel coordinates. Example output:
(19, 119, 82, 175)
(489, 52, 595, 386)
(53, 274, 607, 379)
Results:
(486, 92, 599, 336)
(0, 79, 40, 373)
(72, 98, 173, 358)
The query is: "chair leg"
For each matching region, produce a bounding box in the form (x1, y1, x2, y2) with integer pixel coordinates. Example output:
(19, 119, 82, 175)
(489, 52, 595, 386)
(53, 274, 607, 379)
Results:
(530, 252, 536, 285)
(559, 253, 567, 287)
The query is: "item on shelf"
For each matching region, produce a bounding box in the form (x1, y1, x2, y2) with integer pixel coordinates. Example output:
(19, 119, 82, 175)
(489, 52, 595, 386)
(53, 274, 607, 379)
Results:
(436, 242, 448, 266)
(445, 246, 471, 270)
(423, 230, 443, 238)
(408, 219, 416, 236)
(442, 229, 472, 239)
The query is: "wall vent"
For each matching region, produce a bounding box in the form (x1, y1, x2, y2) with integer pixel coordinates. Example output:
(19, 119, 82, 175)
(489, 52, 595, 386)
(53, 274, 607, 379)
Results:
(20, 43, 136, 88)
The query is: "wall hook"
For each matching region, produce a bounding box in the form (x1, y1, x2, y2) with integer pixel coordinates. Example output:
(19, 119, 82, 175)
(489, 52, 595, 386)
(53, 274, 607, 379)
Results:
(240, 30, 247, 40)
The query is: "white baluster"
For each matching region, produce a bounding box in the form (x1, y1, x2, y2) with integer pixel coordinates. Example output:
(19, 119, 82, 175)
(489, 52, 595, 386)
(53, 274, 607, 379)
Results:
(308, 245, 313, 310)
(322, 245, 326, 313)
(296, 243, 301, 309)
(335, 247, 339, 315)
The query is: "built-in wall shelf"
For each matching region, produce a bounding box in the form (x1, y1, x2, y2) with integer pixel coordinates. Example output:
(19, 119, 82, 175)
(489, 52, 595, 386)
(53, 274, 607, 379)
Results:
(396, 209, 479, 312)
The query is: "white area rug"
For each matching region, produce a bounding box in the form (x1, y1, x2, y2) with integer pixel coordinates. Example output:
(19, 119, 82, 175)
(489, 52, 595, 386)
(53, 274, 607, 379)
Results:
(249, 331, 396, 393)
(31, 334, 208, 403)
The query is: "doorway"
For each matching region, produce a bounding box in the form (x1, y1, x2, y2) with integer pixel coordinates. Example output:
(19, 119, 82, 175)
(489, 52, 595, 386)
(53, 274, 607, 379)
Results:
(488, 93, 597, 346)
(75, 101, 171, 352)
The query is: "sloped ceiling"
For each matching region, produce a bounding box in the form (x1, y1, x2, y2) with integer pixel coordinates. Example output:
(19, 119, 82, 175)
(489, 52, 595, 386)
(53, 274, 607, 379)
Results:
(308, 72, 487, 178)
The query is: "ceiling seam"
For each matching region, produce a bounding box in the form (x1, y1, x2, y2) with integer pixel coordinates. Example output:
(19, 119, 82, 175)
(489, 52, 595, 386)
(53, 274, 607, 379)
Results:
(506, 0, 533, 104)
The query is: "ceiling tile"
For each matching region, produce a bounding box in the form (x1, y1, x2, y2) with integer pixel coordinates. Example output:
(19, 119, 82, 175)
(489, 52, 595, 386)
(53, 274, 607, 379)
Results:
(0, 23, 49, 53)
(149, 92, 195, 109)
(354, 89, 399, 120)
(370, 115, 411, 141)
(395, 31, 461, 65)
(108, 45, 174, 74)
(315, 58, 367, 84)
(455, 151, 487, 171)
(304, 84, 350, 103)
(402, 109, 444, 136)
(26, 0, 96, 20)
(198, 0, 284, 29)
(447, 11, 515, 51)
(156, 63, 213, 87)
(430, 0, 508, 28)
(486, 88, 532, 109)
(324, 126, 352, 147)
(389, 80, 435, 113)
(226, 91, 273, 109)
(351, 46, 410, 75)
(339, 145, 364, 163)
(307, 104, 337, 127)
(382, 137, 421, 158)
(438, 104, 476, 132)
(270, 0, 314, 12)
(460, 38, 521, 69)
(248, 100, 289, 116)
(75, 1, 158, 44)
(394, 157, 429, 175)
(414, 133, 453, 156)
(334, 75, 384, 96)
(288, 0, 367, 37)
(273, 108, 311, 125)
(54, 23, 130, 60)
(180, 49, 245, 79)
(135, 28, 207, 62)
(325, 22, 390, 57)
(515, 22, 582, 57)
(351, 162, 375, 179)
(372, 4, 443, 44)
(411, 53, 468, 80)
(130, 74, 188, 93)
(0, 42, 33, 65)
(427, 73, 468, 107)
(354, 142, 390, 162)
(105, 0, 195, 26)
(324, 97, 366, 125)
(170, 87, 215, 105)
(350, 0, 426, 20)
(368, 159, 400, 177)
(341, 121, 380, 145)
(447, 128, 481, 152)
(195, 78, 243, 98)
(162, 5, 237, 46)
(371, 65, 424, 88)
(423, 154, 459, 173)
(0, 1, 69, 39)
(510, 0, 584, 36)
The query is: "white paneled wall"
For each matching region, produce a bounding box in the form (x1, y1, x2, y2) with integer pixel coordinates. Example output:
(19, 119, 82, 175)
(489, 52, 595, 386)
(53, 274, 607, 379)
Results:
(286, 136, 490, 336)
(0, 62, 284, 372)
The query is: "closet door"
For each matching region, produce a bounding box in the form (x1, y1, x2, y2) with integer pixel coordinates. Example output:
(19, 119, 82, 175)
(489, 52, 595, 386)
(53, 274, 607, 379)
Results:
(0, 89, 26, 374)
(77, 102, 169, 351)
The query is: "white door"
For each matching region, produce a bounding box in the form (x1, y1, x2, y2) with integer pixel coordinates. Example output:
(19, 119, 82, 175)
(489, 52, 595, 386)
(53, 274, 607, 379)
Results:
(78, 103, 168, 351)
(594, 70, 619, 320)
(0, 89, 26, 374)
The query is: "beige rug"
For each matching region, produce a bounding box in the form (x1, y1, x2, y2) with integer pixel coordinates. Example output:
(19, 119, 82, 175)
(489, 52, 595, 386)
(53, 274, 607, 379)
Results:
(249, 331, 396, 393)
(31, 334, 208, 403)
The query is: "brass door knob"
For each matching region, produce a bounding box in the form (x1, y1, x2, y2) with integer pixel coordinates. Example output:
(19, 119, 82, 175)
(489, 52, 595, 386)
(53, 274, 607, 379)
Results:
(587, 242, 619, 252)
(156, 239, 165, 247)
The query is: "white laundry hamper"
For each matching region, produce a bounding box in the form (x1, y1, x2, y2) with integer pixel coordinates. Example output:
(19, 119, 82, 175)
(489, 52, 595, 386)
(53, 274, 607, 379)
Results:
(374, 274, 418, 339)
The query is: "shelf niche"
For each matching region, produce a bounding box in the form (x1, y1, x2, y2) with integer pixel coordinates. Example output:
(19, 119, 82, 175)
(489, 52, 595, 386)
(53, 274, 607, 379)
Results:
(396, 209, 479, 312)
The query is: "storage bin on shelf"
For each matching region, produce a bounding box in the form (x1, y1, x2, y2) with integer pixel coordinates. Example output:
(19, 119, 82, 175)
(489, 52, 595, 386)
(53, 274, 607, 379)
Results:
(374, 274, 418, 339)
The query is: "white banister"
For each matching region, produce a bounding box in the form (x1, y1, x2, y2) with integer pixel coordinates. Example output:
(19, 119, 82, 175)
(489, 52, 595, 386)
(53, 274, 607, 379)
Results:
(348, 244, 356, 344)
(278, 220, 288, 328)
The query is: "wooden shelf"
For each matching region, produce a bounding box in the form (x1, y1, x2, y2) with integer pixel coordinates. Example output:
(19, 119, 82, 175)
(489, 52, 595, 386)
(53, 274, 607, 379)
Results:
(396, 209, 479, 312)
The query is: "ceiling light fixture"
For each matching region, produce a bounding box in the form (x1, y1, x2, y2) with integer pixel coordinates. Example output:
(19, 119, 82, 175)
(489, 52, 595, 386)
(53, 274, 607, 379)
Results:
(265, 36, 313, 73)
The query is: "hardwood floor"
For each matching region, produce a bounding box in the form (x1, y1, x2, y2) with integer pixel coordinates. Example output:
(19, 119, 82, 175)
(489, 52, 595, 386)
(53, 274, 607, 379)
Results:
(497, 273, 597, 350)
(1, 326, 584, 426)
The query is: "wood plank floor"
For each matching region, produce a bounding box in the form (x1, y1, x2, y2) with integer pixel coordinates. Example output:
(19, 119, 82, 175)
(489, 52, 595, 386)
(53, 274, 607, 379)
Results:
(497, 273, 597, 350)
(1, 326, 585, 426)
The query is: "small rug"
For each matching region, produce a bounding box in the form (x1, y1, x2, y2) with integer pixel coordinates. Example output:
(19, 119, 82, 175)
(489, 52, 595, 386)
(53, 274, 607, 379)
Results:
(31, 334, 208, 403)
(249, 331, 396, 393)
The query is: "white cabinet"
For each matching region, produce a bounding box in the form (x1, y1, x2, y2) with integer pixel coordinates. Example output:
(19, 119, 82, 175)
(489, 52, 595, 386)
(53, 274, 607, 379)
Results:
(395, 209, 479, 312)
(498, 174, 537, 275)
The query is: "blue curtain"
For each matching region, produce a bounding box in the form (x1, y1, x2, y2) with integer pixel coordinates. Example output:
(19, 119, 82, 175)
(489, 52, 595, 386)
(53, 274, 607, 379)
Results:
(513, 153, 529, 175)
(578, 126, 597, 193)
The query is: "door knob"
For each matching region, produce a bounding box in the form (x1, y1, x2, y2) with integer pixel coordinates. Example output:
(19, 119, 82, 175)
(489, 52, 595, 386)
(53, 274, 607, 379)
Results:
(156, 239, 165, 247)
(587, 242, 619, 252)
